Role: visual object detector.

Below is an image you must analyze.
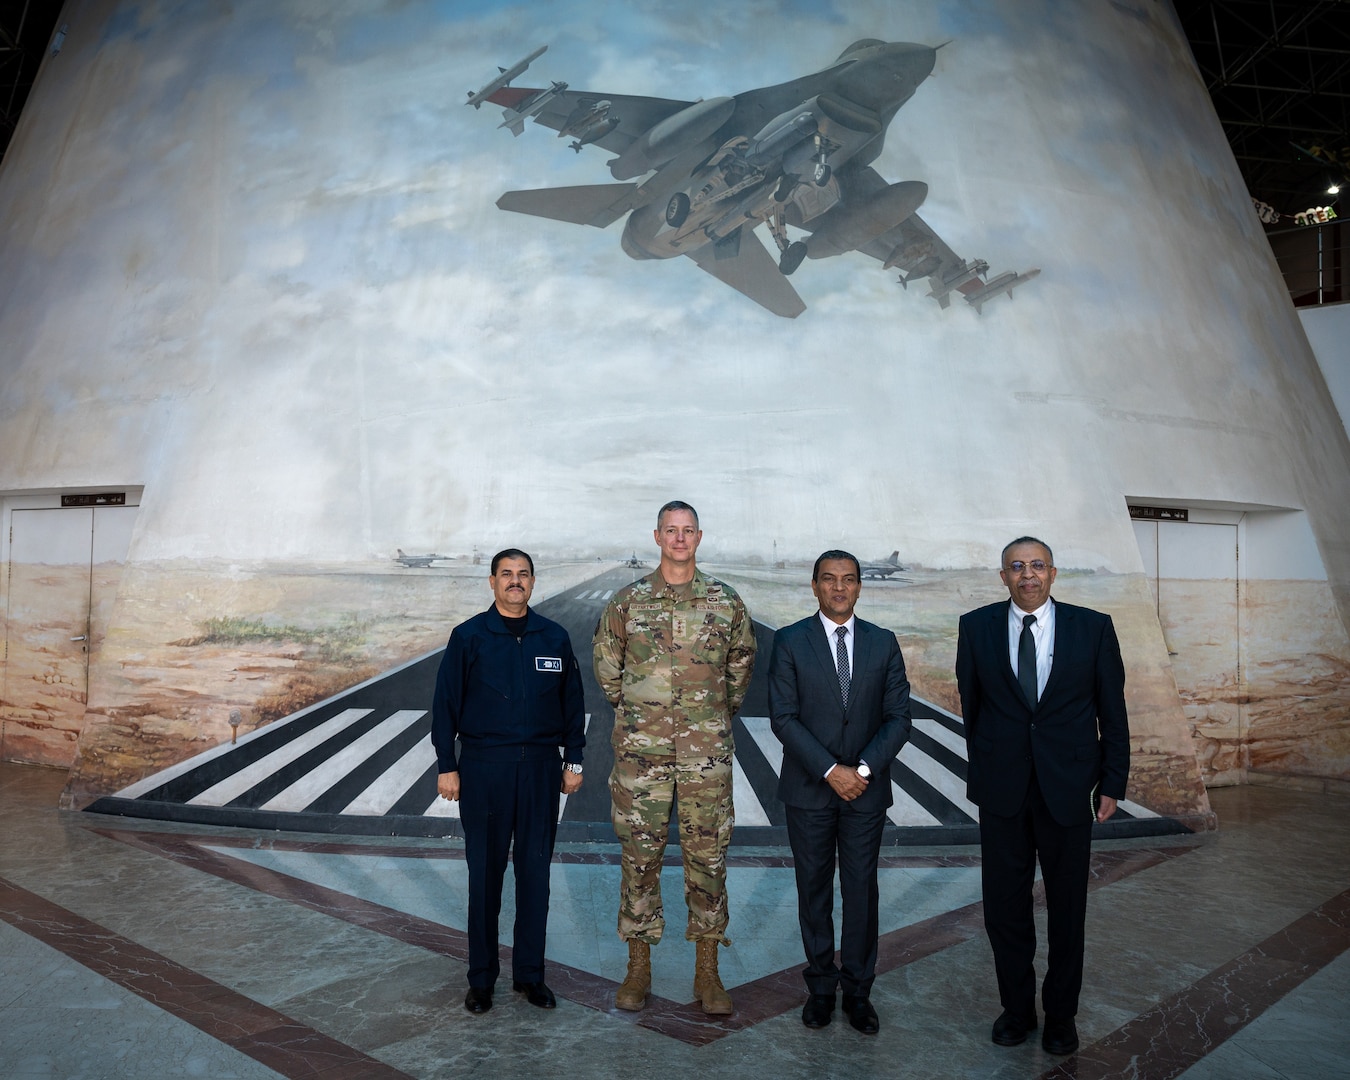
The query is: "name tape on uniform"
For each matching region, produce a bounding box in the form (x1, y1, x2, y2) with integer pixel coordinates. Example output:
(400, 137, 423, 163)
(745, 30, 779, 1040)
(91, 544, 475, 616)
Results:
(536, 657, 563, 672)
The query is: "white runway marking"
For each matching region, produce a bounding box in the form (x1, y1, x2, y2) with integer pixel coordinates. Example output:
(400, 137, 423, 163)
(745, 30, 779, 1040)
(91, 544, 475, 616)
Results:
(188, 709, 373, 807)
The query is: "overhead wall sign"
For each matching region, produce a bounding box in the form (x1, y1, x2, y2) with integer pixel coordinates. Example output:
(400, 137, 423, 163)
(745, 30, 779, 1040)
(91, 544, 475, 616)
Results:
(1129, 505, 1189, 521)
(60, 492, 127, 507)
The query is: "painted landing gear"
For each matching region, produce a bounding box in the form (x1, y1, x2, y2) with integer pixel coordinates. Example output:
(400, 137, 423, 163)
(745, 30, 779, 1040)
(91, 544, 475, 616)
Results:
(779, 241, 808, 276)
(767, 204, 807, 276)
(665, 192, 690, 228)
(810, 132, 833, 187)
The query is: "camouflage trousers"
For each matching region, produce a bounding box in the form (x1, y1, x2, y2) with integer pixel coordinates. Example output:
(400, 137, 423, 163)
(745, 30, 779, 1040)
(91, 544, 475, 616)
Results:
(610, 750, 734, 944)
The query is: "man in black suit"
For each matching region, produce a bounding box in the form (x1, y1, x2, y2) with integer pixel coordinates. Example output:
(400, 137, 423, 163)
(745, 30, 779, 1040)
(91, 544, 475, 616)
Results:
(768, 550, 912, 1034)
(956, 536, 1129, 1056)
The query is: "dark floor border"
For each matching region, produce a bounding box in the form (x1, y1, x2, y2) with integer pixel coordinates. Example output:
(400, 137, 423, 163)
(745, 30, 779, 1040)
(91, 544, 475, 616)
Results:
(89, 824, 993, 869)
(8, 819, 1340, 1071)
(1040, 886, 1350, 1080)
(89, 826, 1194, 1048)
(82, 796, 1204, 845)
(0, 874, 415, 1080)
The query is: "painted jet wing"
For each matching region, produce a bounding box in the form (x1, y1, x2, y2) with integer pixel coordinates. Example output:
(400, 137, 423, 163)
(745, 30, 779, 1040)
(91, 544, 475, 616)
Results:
(687, 229, 806, 319)
(496, 182, 641, 229)
(484, 54, 857, 159)
(860, 211, 963, 278)
(830, 166, 968, 281)
(487, 86, 693, 156)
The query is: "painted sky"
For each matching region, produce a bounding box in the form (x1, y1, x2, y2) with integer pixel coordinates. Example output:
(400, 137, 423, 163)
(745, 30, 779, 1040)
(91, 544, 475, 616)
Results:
(0, 0, 1327, 571)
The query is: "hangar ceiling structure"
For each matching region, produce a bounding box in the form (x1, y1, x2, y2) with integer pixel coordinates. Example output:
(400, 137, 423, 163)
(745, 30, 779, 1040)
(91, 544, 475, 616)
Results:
(1173, 1, 1350, 303)
(0, 0, 63, 162)
(1174, 0, 1350, 213)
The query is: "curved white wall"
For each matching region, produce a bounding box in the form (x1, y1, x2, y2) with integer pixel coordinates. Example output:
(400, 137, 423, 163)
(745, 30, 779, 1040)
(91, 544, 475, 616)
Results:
(0, 0, 1345, 806)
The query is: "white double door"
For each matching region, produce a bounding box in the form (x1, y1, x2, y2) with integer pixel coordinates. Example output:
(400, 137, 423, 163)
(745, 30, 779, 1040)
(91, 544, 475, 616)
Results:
(1132, 518, 1242, 785)
(3, 504, 137, 767)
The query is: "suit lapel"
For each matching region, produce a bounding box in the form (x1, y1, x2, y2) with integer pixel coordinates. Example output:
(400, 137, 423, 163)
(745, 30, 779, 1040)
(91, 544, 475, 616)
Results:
(804, 615, 847, 707)
(850, 621, 875, 712)
(1039, 602, 1072, 703)
(987, 604, 1022, 702)
(805, 618, 844, 709)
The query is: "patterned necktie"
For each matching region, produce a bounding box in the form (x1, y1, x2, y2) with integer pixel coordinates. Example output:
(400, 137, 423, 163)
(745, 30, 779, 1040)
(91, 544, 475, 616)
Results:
(1018, 613, 1038, 708)
(836, 625, 851, 708)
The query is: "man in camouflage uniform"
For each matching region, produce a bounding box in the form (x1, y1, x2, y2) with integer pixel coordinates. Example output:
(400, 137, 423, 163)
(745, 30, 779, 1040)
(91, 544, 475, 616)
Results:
(593, 500, 756, 1015)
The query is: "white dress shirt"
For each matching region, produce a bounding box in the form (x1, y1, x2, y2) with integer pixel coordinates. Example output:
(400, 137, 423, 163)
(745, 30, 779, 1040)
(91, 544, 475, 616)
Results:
(1007, 597, 1055, 700)
(819, 612, 858, 778)
(818, 611, 856, 677)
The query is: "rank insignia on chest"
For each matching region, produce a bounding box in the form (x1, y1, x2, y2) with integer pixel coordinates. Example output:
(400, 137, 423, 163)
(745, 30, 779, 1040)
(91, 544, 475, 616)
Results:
(535, 657, 563, 672)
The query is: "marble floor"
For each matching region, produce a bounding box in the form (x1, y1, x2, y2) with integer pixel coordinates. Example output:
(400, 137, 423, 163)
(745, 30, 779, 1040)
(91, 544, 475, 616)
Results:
(1, 761, 1346, 1080)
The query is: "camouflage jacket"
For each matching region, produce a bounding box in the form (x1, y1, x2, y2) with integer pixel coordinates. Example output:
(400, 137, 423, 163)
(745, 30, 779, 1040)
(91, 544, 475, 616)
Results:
(593, 568, 756, 758)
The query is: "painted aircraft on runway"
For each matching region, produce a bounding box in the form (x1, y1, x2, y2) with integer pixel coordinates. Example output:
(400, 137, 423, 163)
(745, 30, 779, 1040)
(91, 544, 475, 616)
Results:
(861, 551, 906, 579)
(394, 549, 445, 568)
(468, 41, 1037, 318)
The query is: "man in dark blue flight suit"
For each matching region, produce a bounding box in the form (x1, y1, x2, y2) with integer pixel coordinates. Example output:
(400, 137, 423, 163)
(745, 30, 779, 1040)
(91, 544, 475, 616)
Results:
(432, 548, 585, 1014)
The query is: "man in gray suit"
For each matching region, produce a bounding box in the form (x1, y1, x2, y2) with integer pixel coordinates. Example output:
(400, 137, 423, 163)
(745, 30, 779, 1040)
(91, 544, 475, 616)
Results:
(767, 550, 913, 1034)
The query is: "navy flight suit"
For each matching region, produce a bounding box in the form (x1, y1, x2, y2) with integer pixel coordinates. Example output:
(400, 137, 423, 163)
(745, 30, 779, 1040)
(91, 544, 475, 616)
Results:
(431, 606, 585, 991)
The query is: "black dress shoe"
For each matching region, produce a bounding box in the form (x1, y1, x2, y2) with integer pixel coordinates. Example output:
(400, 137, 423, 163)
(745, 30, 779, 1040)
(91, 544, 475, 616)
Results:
(842, 995, 879, 1035)
(991, 1008, 1038, 1046)
(1042, 1016, 1079, 1055)
(801, 994, 835, 1028)
(512, 980, 557, 1009)
(464, 987, 493, 1014)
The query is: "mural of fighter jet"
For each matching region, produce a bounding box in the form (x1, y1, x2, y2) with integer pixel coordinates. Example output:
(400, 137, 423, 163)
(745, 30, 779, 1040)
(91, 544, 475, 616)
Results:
(861, 551, 906, 579)
(471, 39, 1037, 318)
(394, 549, 445, 568)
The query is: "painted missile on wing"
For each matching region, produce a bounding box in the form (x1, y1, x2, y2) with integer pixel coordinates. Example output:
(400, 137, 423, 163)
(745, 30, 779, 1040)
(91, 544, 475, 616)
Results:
(559, 100, 618, 151)
(925, 257, 988, 308)
(498, 80, 569, 135)
(963, 268, 1041, 314)
(466, 45, 548, 109)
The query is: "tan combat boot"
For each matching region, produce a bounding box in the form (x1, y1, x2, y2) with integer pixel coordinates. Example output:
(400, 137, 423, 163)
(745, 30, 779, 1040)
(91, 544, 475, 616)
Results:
(694, 938, 733, 1015)
(615, 939, 651, 1011)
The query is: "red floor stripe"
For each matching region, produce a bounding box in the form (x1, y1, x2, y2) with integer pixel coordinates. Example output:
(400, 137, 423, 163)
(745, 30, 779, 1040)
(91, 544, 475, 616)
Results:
(1040, 887, 1350, 1080)
(0, 875, 414, 1080)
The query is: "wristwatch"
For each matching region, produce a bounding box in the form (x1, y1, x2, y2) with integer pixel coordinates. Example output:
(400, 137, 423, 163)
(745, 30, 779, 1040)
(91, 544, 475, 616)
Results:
(856, 763, 872, 780)
(564, 762, 583, 775)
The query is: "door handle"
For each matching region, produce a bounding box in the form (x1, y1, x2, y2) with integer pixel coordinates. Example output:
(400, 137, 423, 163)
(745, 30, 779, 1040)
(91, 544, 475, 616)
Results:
(70, 636, 87, 642)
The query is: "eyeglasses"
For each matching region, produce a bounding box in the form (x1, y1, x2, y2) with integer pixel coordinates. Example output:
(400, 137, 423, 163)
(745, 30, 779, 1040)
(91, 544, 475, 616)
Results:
(1004, 560, 1049, 573)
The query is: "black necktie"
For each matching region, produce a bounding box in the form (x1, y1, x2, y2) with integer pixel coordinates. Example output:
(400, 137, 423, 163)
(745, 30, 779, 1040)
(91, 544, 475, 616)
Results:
(836, 625, 850, 709)
(1018, 614, 1038, 708)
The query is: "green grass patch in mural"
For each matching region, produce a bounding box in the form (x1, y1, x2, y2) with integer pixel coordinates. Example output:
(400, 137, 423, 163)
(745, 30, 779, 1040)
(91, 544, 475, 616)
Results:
(174, 616, 368, 662)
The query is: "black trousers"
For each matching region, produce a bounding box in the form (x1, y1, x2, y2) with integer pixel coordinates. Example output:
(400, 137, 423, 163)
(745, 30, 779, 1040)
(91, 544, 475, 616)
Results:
(979, 774, 1092, 1019)
(459, 755, 562, 988)
(785, 801, 887, 998)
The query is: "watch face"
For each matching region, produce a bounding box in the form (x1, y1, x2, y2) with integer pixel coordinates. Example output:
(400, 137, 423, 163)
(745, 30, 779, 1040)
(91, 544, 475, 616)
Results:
(857, 765, 871, 780)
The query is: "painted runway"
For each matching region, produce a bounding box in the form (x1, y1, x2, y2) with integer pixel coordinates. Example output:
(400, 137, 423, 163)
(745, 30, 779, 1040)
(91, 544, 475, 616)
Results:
(87, 566, 1165, 842)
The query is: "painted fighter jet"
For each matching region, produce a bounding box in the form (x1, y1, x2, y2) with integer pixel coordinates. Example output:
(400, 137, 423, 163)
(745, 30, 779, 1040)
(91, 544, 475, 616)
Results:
(394, 549, 445, 568)
(471, 39, 1036, 318)
(861, 551, 906, 579)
